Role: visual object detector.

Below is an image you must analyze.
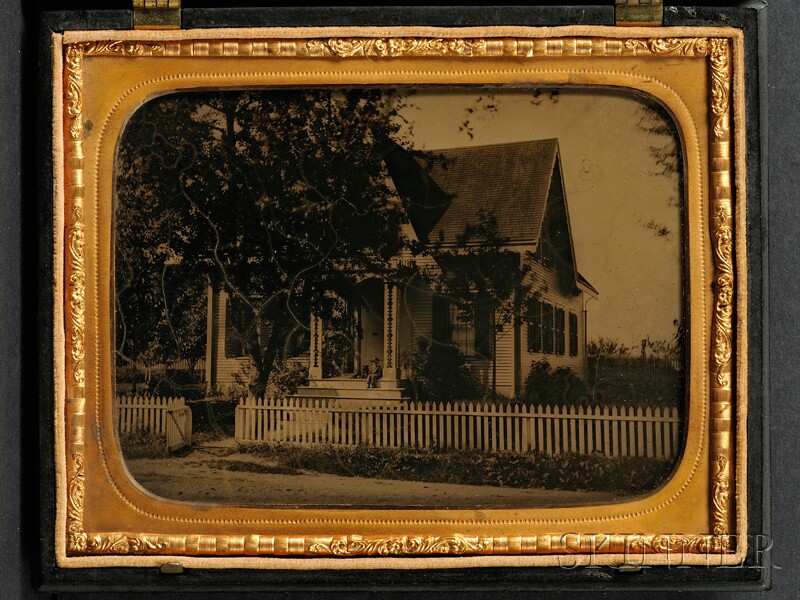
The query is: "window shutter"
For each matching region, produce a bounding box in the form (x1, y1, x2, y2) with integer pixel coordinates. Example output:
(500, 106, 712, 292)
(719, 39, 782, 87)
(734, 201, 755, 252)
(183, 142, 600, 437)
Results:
(569, 312, 579, 356)
(528, 299, 542, 353)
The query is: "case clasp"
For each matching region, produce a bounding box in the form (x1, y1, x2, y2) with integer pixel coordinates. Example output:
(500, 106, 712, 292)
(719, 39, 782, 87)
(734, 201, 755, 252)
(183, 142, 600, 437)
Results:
(133, 0, 181, 30)
(615, 0, 663, 27)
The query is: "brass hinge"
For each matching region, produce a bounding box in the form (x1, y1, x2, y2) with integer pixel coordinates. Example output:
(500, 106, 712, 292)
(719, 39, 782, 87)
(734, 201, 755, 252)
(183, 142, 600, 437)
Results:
(133, 0, 181, 30)
(615, 0, 664, 26)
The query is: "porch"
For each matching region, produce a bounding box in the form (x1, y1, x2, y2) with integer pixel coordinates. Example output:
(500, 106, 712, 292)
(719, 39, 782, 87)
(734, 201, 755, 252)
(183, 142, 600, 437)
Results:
(299, 278, 408, 401)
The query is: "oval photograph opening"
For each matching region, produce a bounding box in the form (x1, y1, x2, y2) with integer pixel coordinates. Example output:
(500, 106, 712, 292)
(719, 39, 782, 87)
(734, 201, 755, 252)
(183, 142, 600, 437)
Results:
(113, 86, 686, 509)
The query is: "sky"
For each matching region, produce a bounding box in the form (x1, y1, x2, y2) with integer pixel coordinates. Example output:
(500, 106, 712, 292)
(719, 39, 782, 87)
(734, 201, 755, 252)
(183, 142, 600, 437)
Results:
(396, 88, 682, 349)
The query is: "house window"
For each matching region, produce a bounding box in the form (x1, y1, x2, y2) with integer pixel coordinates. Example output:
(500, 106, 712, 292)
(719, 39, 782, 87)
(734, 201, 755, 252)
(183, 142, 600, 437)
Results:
(569, 312, 579, 357)
(433, 296, 492, 359)
(527, 299, 566, 356)
(542, 303, 554, 353)
(449, 303, 476, 356)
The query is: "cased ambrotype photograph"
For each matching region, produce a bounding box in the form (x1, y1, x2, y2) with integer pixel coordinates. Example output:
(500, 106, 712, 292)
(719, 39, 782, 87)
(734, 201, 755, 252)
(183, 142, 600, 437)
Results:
(55, 26, 746, 565)
(113, 85, 686, 509)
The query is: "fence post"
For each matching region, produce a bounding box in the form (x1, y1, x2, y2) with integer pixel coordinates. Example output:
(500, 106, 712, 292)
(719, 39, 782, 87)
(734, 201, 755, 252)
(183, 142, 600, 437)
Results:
(568, 405, 577, 453)
(585, 405, 595, 453)
(619, 405, 629, 457)
(670, 406, 680, 457)
(654, 406, 663, 458)
(552, 404, 562, 455)
(234, 397, 242, 440)
(124, 394, 132, 433)
(456, 401, 463, 450)
(576, 405, 585, 454)
(644, 407, 654, 458)
(146, 396, 153, 434)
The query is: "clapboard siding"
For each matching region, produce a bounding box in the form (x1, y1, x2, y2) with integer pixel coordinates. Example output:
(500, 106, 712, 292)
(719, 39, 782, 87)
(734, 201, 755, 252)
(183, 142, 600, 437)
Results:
(207, 289, 250, 392)
(399, 281, 433, 357)
(466, 320, 515, 397)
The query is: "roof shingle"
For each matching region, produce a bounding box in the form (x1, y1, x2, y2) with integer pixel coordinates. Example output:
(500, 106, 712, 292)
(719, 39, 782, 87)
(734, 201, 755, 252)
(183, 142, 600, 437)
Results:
(422, 139, 559, 246)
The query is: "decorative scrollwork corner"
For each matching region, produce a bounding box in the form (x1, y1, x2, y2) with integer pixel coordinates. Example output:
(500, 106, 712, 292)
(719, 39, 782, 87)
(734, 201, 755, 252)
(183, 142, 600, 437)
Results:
(84, 41, 165, 56)
(66, 453, 87, 552)
(712, 455, 731, 537)
(86, 534, 170, 555)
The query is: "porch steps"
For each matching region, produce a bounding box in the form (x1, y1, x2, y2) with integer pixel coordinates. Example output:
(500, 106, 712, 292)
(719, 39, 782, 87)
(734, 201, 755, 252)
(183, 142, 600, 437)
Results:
(290, 388, 408, 400)
(290, 377, 409, 401)
(302, 378, 399, 389)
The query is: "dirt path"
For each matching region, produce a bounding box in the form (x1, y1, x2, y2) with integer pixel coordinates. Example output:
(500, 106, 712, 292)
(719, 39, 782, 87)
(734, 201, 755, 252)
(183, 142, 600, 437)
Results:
(126, 447, 623, 508)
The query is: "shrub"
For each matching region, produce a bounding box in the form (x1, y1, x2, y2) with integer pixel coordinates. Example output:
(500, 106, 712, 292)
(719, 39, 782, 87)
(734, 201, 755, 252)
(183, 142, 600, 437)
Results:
(268, 360, 309, 398)
(227, 361, 255, 400)
(189, 397, 238, 437)
(522, 360, 591, 406)
(591, 373, 682, 409)
(401, 339, 482, 402)
(586, 354, 683, 409)
(237, 442, 676, 495)
(147, 369, 206, 400)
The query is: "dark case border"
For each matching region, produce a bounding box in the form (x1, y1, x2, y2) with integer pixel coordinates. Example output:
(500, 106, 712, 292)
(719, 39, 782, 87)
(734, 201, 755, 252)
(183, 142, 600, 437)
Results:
(22, 3, 769, 594)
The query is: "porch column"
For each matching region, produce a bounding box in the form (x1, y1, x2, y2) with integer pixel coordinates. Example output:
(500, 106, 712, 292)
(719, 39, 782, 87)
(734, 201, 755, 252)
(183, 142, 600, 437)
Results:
(353, 303, 362, 376)
(309, 313, 323, 380)
(382, 281, 401, 385)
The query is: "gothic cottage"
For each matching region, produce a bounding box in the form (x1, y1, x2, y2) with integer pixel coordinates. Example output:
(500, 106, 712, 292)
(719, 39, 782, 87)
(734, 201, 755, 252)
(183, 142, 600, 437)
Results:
(204, 139, 597, 400)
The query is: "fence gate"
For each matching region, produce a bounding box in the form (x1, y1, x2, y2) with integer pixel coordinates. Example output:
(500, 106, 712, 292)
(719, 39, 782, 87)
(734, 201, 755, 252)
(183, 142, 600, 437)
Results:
(114, 395, 193, 453)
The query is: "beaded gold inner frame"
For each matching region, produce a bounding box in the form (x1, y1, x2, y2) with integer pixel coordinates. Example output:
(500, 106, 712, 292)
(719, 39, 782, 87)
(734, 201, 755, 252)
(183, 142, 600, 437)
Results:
(53, 25, 748, 569)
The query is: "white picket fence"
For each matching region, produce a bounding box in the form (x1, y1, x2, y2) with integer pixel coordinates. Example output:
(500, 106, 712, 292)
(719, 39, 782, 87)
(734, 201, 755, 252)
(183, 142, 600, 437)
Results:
(235, 397, 681, 458)
(114, 395, 193, 452)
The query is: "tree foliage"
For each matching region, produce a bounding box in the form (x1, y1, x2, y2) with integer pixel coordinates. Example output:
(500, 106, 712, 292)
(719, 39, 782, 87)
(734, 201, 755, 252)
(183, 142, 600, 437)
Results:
(401, 339, 482, 403)
(115, 89, 413, 394)
(422, 209, 537, 393)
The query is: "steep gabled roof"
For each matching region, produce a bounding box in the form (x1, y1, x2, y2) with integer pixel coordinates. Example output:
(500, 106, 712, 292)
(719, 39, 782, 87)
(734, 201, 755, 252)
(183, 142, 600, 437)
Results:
(381, 138, 559, 247)
(423, 139, 559, 247)
(381, 137, 596, 297)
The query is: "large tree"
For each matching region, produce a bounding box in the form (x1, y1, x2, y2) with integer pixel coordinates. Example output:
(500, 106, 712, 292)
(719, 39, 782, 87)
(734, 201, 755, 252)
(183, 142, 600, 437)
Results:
(115, 89, 414, 395)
